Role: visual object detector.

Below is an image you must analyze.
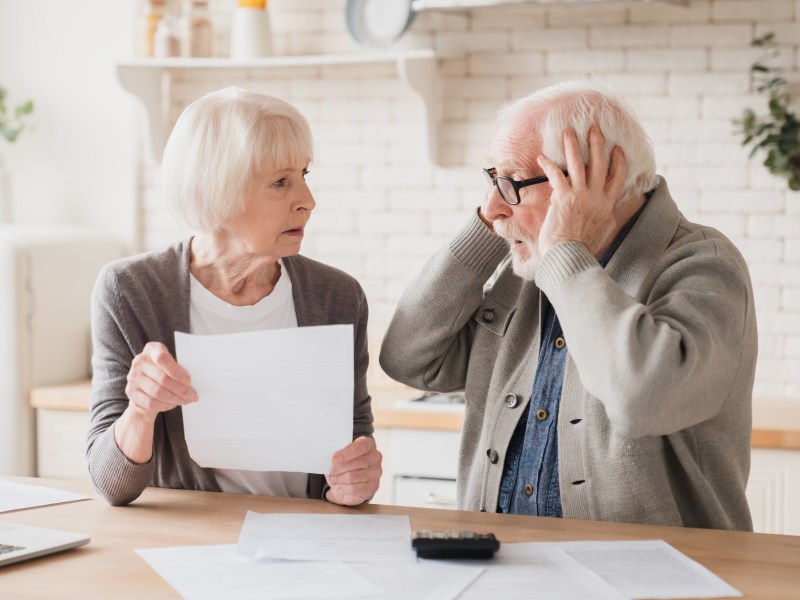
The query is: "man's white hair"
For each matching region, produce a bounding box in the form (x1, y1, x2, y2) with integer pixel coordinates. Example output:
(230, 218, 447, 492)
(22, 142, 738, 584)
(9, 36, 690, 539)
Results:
(162, 87, 314, 232)
(498, 79, 656, 206)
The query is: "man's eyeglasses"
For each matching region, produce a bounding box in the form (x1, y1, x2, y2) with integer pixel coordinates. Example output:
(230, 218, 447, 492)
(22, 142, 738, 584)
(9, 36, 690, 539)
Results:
(482, 167, 567, 206)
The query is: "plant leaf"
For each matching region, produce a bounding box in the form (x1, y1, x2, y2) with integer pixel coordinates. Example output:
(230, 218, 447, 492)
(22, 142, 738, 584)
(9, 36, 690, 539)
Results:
(15, 100, 33, 117)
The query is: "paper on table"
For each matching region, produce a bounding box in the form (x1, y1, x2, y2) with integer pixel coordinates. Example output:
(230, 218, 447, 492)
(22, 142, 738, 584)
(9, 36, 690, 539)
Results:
(175, 325, 353, 474)
(424, 543, 629, 600)
(236, 512, 415, 564)
(0, 479, 90, 513)
(551, 540, 743, 599)
(347, 562, 485, 600)
(136, 544, 382, 600)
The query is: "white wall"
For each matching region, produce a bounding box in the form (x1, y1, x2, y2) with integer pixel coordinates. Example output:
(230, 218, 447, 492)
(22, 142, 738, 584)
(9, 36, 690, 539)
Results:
(0, 0, 139, 249)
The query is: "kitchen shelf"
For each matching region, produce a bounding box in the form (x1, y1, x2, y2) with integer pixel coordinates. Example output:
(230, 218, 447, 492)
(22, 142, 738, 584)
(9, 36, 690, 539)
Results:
(411, 0, 687, 8)
(116, 49, 440, 163)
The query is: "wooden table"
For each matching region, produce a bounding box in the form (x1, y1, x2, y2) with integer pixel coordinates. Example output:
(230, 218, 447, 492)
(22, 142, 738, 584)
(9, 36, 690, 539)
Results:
(2, 478, 800, 599)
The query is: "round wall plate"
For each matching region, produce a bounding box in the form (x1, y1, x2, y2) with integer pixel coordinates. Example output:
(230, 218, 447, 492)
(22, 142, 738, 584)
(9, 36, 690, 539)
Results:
(346, 0, 416, 48)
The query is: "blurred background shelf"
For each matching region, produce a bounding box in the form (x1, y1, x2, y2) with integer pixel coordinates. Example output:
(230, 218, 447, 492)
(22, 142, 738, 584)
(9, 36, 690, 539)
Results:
(116, 49, 440, 163)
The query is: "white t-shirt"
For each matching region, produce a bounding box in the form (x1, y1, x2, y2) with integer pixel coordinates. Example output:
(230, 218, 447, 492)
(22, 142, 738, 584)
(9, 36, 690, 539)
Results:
(189, 261, 309, 498)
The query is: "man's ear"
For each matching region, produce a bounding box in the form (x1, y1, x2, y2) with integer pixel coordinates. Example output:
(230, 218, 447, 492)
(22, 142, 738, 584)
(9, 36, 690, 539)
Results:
(605, 146, 627, 198)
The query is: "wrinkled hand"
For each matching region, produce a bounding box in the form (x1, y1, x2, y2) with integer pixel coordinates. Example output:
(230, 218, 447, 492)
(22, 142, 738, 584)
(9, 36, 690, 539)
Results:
(325, 436, 383, 506)
(126, 341, 197, 422)
(537, 127, 626, 259)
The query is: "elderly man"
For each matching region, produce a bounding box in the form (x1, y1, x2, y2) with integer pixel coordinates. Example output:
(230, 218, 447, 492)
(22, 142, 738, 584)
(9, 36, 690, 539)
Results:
(379, 80, 756, 530)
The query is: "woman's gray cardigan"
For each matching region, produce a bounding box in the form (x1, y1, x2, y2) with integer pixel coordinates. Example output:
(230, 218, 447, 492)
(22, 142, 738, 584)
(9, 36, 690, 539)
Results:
(86, 240, 373, 506)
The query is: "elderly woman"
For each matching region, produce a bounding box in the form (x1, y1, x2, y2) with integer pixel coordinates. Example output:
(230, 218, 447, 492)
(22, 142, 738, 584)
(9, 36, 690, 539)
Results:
(87, 88, 381, 506)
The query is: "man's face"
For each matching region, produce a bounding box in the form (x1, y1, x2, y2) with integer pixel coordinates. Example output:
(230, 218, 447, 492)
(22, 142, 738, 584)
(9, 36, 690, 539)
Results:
(484, 110, 552, 280)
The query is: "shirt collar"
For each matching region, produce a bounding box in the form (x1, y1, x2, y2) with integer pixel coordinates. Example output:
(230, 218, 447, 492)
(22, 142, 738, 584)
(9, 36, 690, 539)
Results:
(598, 188, 654, 268)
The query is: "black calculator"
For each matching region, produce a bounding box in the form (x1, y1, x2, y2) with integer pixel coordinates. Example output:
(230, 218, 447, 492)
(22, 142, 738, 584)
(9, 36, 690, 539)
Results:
(412, 530, 500, 559)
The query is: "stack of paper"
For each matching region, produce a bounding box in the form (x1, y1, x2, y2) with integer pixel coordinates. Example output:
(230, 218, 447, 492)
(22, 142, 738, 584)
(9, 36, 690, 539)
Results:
(0, 480, 89, 513)
(138, 513, 742, 600)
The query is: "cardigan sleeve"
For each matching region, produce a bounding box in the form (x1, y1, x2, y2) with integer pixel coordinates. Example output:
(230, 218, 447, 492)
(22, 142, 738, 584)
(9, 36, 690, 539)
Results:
(535, 237, 755, 439)
(86, 265, 154, 506)
(380, 211, 510, 392)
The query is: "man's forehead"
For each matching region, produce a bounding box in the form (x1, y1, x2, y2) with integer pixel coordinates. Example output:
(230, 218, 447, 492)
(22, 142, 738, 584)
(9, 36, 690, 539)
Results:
(485, 156, 523, 171)
(487, 118, 541, 171)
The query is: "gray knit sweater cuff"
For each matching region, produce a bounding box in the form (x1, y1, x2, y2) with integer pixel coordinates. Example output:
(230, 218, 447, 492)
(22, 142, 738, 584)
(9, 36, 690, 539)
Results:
(535, 240, 599, 294)
(449, 209, 510, 274)
(89, 426, 154, 505)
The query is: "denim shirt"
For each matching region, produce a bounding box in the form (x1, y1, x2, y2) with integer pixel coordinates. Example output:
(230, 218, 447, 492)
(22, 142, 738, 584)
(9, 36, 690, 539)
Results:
(497, 209, 644, 517)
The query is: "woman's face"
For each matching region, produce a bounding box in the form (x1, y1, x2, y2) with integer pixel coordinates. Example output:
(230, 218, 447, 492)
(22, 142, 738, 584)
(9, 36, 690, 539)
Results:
(223, 162, 315, 257)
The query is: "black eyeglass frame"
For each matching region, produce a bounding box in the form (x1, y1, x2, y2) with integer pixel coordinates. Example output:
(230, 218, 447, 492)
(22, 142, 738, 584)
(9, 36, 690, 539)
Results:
(482, 167, 568, 206)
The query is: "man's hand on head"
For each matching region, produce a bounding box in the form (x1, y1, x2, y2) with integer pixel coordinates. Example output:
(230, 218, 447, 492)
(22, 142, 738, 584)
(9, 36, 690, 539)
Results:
(536, 127, 626, 259)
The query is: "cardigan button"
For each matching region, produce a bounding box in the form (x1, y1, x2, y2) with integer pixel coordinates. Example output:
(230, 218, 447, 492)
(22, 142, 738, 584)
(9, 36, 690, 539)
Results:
(486, 448, 499, 464)
(482, 308, 495, 323)
(504, 393, 519, 408)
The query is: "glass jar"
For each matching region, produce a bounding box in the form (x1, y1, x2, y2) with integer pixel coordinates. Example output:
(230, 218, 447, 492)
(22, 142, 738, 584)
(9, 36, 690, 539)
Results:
(178, 0, 213, 58)
(153, 17, 181, 58)
(137, 0, 167, 58)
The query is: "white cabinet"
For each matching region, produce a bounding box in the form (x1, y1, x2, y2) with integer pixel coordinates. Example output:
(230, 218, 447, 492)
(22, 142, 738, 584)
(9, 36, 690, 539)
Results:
(747, 448, 800, 535)
(36, 409, 90, 480)
(377, 427, 461, 510)
(0, 225, 122, 476)
(395, 476, 457, 509)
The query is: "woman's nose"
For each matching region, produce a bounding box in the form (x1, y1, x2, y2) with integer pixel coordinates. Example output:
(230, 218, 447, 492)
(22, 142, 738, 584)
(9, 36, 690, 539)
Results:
(298, 182, 316, 211)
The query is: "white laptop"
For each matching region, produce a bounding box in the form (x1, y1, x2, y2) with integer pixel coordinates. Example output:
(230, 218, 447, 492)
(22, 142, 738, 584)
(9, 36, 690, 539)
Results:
(0, 522, 89, 567)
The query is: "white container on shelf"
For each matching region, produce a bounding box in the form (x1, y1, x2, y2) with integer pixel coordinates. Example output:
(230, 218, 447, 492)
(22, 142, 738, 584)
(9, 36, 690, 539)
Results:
(230, 0, 273, 59)
(178, 0, 213, 57)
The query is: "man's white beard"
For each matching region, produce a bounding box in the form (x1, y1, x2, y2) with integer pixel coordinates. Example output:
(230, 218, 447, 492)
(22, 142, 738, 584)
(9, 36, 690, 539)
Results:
(510, 246, 539, 280)
(495, 221, 540, 281)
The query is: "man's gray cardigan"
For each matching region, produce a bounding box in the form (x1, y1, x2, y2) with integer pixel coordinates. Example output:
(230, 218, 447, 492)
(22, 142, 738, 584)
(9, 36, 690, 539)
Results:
(87, 241, 373, 506)
(380, 177, 757, 530)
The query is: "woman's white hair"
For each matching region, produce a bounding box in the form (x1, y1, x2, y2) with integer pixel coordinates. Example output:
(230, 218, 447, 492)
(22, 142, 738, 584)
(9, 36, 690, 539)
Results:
(162, 87, 314, 232)
(498, 79, 656, 205)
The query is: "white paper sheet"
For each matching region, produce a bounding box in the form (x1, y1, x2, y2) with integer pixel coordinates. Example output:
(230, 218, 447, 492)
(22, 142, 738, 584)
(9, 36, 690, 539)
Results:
(236, 512, 415, 564)
(547, 540, 743, 599)
(347, 562, 485, 600)
(175, 325, 354, 474)
(0, 479, 90, 513)
(137, 544, 382, 600)
(425, 543, 629, 600)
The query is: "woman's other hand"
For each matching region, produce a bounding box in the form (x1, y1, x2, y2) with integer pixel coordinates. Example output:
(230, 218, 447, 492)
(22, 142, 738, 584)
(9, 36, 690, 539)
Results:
(324, 436, 383, 506)
(114, 342, 198, 463)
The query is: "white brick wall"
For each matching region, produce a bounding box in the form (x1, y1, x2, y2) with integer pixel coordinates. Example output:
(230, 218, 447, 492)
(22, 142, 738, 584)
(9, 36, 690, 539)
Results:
(140, 0, 800, 399)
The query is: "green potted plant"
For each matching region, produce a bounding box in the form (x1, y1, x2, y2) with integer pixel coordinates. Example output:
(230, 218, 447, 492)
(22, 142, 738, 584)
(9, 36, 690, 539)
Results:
(0, 86, 34, 143)
(0, 86, 35, 222)
(735, 33, 800, 191)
